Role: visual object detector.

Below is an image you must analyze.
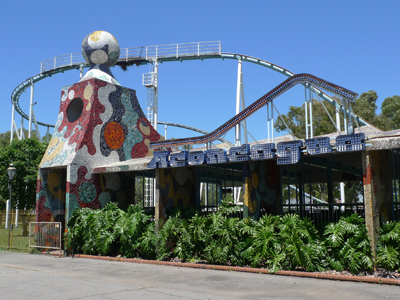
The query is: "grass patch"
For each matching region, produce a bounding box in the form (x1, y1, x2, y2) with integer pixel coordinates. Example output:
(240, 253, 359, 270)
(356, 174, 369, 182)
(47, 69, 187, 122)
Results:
(0, 226, 30, 252)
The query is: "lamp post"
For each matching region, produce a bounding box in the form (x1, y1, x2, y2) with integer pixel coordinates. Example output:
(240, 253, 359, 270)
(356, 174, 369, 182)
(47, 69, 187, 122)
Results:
(7, 163, 16, 249)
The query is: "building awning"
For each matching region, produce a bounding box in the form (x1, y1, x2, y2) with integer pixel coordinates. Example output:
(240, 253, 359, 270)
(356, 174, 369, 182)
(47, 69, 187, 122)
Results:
(92, 156, 152, 174)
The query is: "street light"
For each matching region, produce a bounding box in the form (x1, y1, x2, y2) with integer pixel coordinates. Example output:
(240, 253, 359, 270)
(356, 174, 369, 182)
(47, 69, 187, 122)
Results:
(7, 163, 16, 249)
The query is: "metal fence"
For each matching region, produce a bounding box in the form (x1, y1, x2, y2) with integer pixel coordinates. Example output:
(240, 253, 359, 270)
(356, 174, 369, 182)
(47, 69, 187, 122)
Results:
(40, 41, 222, 74)
(29, 222, 62, 256)
(280, 202, 365, 224)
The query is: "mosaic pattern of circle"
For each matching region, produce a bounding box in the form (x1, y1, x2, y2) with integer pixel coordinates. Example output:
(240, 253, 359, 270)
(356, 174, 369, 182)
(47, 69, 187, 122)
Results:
(79, 181, 97, 204)
(104, 122, 125, 149)
(82, 31, 120, 67)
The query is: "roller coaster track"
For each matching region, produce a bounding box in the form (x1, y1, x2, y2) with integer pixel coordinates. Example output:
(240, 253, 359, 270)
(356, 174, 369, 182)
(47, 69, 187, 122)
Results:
(149, 73, 358, 148)
(11, 41, 367, 130)
(157, 121, 233, 146)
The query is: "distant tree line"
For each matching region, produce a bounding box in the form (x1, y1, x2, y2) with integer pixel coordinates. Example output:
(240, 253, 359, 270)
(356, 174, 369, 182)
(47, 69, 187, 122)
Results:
(275, 91, 400, 138)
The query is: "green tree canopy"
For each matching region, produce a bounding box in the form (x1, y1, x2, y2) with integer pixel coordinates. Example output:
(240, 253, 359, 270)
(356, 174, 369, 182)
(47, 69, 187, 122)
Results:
(352, 90, 378, 124)
(0, 139, 47, 210)
(0, 130, 46, 149)
(275, 90, 400, 138)
(274, 99, 338, 140)
(380, 95, 400, 131)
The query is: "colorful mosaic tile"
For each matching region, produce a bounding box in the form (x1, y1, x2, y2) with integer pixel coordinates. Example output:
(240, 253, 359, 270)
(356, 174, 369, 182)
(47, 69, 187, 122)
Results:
(36, 31, 161, 225)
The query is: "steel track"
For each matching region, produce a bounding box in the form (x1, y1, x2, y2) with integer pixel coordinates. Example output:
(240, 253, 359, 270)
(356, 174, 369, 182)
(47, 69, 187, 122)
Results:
(11, 50, 367, 131)
(149, 73, 358, 148)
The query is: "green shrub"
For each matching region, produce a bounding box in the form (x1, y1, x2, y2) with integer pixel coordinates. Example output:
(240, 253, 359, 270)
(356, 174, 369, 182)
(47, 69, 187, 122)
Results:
(324, 214, 373, 274)
(118, 205, 154, 258)
(66, 204, 389, 275)
(377, 221, 400, 271)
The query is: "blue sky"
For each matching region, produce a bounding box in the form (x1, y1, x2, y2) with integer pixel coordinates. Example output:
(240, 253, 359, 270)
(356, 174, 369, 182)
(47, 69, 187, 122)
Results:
(1, 0, 399, 145)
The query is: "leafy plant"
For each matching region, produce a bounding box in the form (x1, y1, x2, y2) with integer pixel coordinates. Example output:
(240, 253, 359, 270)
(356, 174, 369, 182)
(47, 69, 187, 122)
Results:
(241, 214, 281, 268)
(66, 203, 388, 276)
(65, 207, 100, 255)
(324, 214, 373, 274)
(377, 221, 400, 271)
(277, 214, 327, 272)
(156, 213, 191, 261)
(118, 204, 153, 258)
(95, 202, 124, 256)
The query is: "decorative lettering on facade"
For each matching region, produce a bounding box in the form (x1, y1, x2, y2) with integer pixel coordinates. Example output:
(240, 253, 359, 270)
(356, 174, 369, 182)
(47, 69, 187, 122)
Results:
(148, 133, 365, 168)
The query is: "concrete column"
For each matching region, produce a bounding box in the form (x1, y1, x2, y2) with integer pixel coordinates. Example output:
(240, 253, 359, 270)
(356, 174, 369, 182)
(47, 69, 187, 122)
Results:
(242, 162, 250, 219)
(243, 161, 280, 220)
(154, 167, 197, 231)
(362, 150, 393, 261)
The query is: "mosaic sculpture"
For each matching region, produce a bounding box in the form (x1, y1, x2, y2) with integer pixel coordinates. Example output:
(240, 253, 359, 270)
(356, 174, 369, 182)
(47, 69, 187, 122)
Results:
(36, 31, 161, 225)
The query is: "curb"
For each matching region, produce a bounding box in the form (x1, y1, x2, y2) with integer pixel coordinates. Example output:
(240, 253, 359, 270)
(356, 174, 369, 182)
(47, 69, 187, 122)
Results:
(73, 254, 400, 286)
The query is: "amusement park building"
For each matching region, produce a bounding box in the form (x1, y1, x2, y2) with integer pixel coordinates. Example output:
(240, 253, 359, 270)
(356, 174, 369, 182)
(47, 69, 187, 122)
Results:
(33, 31, 400, 256)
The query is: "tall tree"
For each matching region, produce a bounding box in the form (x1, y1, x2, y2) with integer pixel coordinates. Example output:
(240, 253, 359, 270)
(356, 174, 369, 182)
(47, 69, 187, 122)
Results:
(0, 139, 47, 210)
(380, 95, 400, 131)
(352, 90, 378, 124)
(274, 99, 337, 139)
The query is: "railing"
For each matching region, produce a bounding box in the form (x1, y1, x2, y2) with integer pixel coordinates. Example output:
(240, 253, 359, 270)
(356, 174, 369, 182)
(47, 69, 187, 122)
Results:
(280, 202, 365, 224)
(143, 72, 155, 87)
(124, 41, 221, 61)
(40, 41, 222, 74)
(41, 53, 86, 74)
(29, 222, 62, 256)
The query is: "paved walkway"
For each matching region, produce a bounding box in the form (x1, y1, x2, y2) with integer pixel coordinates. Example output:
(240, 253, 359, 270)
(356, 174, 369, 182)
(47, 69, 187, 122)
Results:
(0, 251, 399, 300)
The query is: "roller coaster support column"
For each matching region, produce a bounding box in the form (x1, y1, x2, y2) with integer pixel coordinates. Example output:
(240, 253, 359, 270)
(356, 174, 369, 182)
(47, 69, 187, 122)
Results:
(11, 98, 22, 144)
(304, 84, 314, 139)
(153, 60, 158, 130)
(10, 103, 15, 144)
(28, 79, 34, 138)
(31, 107, 42, 142)
(267, 101, 274, 143)
(336, 102, 346, 206)
(342, 98, 348, 133)
(19, 118, 24, 140)
(235, 60, 248, 146)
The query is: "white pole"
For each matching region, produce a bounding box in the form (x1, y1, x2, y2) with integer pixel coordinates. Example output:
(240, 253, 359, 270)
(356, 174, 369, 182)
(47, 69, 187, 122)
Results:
(240, 71, 248, 144)
(271, 100, 274, 143)
(15, 209, 18, 228)
(20, 117, 25, 140)
(343, 98, 348, 133)
(309, 88, 313, 138)
(305, 86, 309, 139)
(235, 60, 242, 146)
(336, 103, 346, 206)
(5, 200, 10, 229)
(153, 61, 159, 131)
(267, 103, 270, 142)
(237, 187, 242, 203)
(335, 105, 341, 132)
(200, 182, 203, 204)
(10, 103, 15, 144)
(32, 110, 42, 142)
(28, 79, 34, 138)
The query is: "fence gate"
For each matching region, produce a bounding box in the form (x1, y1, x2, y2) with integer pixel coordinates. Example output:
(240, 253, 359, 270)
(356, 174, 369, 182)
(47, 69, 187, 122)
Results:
(29, 222, 62, 256)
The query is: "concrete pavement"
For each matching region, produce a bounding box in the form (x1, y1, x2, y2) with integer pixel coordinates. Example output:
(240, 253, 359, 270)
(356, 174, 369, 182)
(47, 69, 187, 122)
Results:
(0, 251, 399, 300)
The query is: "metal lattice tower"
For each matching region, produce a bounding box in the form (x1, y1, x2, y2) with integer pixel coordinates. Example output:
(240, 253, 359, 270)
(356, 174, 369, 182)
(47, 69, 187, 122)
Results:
(142, 60, 159, 207)
(143, 60, 159, 130)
